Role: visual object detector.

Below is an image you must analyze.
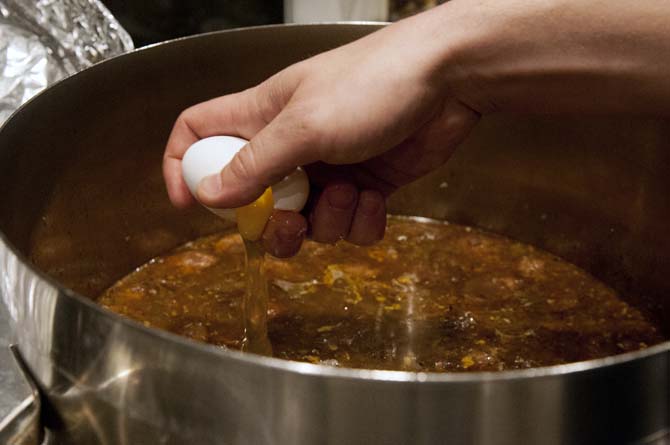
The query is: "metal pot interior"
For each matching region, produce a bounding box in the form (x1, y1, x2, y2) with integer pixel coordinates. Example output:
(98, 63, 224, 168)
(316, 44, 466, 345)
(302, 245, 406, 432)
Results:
(2, 23, 670, 445)
(1, 25, 669, 331)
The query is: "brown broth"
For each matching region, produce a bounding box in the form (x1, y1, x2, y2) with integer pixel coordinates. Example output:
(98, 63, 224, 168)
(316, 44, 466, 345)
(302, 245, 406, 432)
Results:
(99, 217, 665, 372)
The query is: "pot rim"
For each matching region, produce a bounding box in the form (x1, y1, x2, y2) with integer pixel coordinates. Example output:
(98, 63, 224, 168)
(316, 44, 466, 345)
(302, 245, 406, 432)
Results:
(1, 22, 668, 385)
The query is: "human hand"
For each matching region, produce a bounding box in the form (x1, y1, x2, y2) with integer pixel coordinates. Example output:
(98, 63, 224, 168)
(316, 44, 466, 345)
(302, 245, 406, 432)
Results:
(165, 0, 670, 258)
(163, 8, 479, 257)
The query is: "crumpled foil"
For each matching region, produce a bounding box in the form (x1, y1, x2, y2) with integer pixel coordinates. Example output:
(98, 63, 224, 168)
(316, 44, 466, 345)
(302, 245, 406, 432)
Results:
(0, 0, 134, 123)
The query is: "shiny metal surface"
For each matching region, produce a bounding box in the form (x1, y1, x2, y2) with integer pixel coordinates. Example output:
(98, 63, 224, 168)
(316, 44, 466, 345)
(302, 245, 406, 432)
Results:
(0, 307, 37, 445)
(0, 23, 670, 444)
(0, 346, 42, 445)
(0, 304, 25, 421)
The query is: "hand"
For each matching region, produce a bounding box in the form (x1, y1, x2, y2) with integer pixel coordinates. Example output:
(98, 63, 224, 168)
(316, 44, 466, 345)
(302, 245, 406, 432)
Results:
(165, 0, 670, 259)
(163, 8, 479, 257)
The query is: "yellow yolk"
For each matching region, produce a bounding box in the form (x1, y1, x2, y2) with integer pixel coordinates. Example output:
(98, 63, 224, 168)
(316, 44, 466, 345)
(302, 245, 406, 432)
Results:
(235, 188, 274, 241)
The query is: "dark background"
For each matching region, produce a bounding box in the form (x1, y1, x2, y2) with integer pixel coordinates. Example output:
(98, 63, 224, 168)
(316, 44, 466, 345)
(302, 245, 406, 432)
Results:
(101, 0, 284, 46)
(101, 1, 443, 47)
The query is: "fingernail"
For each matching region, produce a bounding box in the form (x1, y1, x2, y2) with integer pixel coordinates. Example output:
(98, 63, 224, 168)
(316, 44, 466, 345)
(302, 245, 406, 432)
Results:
(359, 192, 382, 216)
(199, 174, 222, 198)
(326, 185, 356, 210)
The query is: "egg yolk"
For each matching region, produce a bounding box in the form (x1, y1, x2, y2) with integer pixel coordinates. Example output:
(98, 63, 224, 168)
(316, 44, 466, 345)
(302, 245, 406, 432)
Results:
(235, 187, 274, 241)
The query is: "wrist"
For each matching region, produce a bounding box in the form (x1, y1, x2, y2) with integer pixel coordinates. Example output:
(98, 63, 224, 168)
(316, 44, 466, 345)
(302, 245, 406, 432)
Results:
(419, 0, 561, 114)
(388, 0, 524, 114)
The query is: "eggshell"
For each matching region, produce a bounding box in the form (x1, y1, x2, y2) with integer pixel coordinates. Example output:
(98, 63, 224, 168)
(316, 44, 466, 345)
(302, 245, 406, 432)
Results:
(181, 135, 309, 220)
(182, 136, 246, 221)
(272, 167, 309, 211)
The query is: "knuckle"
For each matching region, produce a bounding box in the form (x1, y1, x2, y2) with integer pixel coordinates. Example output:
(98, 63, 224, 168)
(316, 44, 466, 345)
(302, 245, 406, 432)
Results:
(229, 146, 259, 182)
(261, 211, 306, 258)
(287, 107, 328, 149)
(173, 108, 201, 139)
(259, 83, 287, 122)
(176, 107, 195, 128)
(253, 86, 278, 126)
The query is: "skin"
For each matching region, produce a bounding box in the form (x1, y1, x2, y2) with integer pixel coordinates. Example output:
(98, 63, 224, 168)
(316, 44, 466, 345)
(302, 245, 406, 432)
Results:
(164, 0, 670, 257)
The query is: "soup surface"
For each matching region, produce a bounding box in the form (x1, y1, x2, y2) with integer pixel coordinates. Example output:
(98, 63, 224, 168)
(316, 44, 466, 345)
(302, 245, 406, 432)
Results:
(100, 217, 664, 372)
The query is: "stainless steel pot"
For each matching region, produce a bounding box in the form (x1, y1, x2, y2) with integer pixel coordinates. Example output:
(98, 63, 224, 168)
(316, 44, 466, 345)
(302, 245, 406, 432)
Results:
(1, 23, 670, 445)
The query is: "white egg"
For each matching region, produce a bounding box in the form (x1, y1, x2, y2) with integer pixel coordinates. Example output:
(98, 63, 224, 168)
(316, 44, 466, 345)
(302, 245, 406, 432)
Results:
(181, 135, 309, 220)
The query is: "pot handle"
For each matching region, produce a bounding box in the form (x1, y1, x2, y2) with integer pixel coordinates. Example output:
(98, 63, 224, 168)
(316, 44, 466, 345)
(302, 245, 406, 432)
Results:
(0, 345, 43, 445)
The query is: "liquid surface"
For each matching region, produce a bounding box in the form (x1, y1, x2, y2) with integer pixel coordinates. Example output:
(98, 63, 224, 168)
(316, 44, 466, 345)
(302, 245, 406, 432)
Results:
(99, 217, 664, 372)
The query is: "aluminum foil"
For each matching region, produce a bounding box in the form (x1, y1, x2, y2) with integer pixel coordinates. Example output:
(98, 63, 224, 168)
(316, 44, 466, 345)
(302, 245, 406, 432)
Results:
(0, 0, 133, 123)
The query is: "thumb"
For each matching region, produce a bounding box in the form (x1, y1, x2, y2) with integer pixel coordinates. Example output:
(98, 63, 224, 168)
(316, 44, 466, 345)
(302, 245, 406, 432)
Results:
(196, 110, 319, 208)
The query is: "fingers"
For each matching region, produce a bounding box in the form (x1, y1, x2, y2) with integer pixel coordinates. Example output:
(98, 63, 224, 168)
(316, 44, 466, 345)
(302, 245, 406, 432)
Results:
(346, 189, 386, 245)
(261, 210, 307, 258)
(307, 181, 387, 246)
(163, 91, 265, 207)
(163, 70, 300, 208)
(261, 186, 385, 258)
(309, 182, 358, 244)
(197, 105, 325, 208)
(163, 115, 199, 208)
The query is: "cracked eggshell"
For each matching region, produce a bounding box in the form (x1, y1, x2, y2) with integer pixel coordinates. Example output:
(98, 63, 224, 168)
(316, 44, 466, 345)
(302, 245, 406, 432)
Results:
(181, 135, 309, 220)
(272, 167, 309, 212)
(182, 135, 246, 221)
